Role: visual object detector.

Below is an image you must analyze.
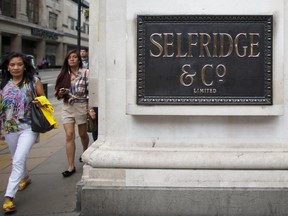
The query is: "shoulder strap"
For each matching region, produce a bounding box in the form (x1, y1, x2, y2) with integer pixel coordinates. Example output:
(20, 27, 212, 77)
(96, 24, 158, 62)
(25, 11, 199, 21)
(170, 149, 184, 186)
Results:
(30, 80, 37, 98)
(84, 70, 88, 96)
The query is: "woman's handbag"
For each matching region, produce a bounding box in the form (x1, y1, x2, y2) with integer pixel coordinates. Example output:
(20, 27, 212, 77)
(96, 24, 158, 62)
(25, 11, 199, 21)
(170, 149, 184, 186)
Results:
(30, 82, 55, 133)
(84, 70, 97, 133)
(31, 103, 54, 133)
(87, 112, 97, 133)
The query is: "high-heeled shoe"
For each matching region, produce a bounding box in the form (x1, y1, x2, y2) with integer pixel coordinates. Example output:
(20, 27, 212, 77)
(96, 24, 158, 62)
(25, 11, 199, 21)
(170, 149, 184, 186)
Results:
(62, 167, 76, 177)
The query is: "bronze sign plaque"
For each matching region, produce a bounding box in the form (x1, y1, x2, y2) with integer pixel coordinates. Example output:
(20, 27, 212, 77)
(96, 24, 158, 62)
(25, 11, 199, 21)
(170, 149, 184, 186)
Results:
(137, 15, 273, 105)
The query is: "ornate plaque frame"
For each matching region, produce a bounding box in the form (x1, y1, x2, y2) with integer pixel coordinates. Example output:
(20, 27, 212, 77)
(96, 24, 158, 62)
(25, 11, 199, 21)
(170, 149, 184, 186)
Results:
(137, 15, 273, 105)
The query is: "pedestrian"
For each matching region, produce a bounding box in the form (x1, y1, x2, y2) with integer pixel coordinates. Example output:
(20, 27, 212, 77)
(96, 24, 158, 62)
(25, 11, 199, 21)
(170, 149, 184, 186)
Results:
(54, 49, 96, 177)
(91, 107, 98, 141)
(80, 47, 98, 141)
(0, 52, 45, 214)
(80, 47, 89, 69)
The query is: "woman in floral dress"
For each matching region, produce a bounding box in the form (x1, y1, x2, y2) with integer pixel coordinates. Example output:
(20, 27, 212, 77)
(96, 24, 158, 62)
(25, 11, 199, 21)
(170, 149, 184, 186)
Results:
(0, 52, 45, 213)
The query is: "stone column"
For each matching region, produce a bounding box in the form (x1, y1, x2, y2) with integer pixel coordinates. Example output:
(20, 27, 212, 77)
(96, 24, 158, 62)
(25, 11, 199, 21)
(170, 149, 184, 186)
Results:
(17, 0, 28, 21)
(11, 35, 22, 52)
(79, 0, 288, 215)
(36, 39, 45, 65)
(56, 43, 64, 66)
(63, 44, 68, 60)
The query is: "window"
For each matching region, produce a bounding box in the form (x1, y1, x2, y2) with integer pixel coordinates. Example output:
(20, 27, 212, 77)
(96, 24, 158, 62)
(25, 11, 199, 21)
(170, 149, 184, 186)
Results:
(82, 23, 89, 34)
(69, 17, 77, 30)
(0, 0, 16, 18)
(27, 0, 39, 24)
(49, 12, 57, 30)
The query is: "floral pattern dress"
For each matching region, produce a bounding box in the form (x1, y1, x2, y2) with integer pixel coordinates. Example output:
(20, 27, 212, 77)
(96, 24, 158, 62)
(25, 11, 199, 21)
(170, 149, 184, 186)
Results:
(0, 77, 38, 135)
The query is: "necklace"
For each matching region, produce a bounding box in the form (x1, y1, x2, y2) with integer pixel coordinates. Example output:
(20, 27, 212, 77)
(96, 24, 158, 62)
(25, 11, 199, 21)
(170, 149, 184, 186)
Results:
(71, 73, 77, 81)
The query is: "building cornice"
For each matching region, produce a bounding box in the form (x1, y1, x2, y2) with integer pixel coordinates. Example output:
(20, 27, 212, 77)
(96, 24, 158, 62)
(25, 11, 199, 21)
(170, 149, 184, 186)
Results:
(0, 15, 63, 36)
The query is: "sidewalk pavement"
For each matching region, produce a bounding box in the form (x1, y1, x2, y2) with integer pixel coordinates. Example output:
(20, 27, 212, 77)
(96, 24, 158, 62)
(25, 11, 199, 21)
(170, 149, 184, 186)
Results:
(0, 99, 91, 216)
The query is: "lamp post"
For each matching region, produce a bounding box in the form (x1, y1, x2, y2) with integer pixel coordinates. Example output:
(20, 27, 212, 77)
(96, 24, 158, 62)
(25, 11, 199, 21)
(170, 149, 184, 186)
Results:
(75, 0, 89, 52)
(77, 0, 81, 52)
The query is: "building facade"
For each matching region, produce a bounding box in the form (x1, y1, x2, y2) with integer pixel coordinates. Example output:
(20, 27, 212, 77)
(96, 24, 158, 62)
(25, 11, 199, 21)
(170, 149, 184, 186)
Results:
(0, 0, 89, 67)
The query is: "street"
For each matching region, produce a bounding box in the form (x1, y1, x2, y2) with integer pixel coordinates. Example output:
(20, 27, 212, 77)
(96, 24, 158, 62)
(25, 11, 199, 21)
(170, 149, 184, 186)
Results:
(38, 69, 61, 104)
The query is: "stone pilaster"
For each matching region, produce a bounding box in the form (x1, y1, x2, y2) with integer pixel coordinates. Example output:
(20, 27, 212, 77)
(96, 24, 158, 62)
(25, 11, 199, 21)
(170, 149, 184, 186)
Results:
(80, 0, 288, 215)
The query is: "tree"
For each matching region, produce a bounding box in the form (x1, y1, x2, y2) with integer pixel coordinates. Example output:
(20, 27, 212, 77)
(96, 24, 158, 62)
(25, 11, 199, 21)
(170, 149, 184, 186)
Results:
(84, 8, 89, 21)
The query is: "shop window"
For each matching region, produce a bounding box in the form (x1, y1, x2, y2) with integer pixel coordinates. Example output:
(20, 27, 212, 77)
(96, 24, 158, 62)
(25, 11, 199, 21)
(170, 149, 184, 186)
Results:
(1, 36, 11, 54)
(49, 12, 57, 30)
(0, 0, 16, 18)
(27, 0, 39, 24)
(22, 39, 36, 56)
(46, 44, 57, 66)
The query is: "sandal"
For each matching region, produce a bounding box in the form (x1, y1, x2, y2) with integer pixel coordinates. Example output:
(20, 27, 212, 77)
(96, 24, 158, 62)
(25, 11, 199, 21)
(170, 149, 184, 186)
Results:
(2, 201, 16, 214)
(18, 178, 31, 191)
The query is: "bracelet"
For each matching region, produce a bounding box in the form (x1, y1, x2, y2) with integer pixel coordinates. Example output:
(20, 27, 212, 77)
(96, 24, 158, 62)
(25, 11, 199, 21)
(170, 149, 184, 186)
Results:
(89, 109, 94, 112)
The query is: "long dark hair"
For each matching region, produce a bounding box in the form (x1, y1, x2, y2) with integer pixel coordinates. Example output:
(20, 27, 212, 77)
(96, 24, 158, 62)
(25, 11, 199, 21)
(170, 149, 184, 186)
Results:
(54, 49, 83, 101)
(0, 52, 36, 89)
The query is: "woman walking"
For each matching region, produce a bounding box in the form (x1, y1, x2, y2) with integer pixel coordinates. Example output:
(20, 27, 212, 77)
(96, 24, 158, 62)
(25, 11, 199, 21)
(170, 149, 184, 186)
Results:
(0, 52, 45, 213)
(55, 49, 95, 177)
